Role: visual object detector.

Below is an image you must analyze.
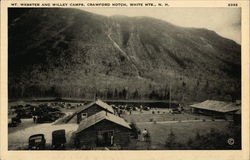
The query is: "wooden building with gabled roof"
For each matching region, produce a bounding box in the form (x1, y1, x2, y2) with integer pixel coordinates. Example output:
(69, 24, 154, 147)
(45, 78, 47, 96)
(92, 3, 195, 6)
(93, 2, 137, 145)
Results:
(66, 99, 115, 124)
(74, 111, 131, 149)
(190, 100, 240, 119)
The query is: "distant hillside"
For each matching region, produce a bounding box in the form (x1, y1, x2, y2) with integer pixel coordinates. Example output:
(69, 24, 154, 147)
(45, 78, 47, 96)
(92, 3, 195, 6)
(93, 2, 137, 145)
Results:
(8, 8, 241, 102)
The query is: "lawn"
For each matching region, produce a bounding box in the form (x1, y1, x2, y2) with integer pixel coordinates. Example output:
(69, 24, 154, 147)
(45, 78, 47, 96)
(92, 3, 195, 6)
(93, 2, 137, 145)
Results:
(128, 121, 233, 150)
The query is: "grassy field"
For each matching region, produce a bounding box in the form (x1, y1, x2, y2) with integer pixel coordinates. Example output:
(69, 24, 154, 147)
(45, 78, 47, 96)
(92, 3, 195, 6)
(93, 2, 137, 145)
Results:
(128, 121, 233, 150)
(122, 110, 239, 150)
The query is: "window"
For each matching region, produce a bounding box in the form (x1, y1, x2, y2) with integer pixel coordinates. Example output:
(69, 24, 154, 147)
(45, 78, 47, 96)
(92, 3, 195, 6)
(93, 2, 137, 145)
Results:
(81, 113, 87, 119)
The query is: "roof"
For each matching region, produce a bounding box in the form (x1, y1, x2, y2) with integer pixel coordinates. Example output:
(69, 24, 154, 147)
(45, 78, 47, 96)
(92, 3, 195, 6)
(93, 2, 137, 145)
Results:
(190, 100, 240, 113)
(76, 99, 114, 114)
(76, 111, 131, 133)
(235, 109, 241, 115)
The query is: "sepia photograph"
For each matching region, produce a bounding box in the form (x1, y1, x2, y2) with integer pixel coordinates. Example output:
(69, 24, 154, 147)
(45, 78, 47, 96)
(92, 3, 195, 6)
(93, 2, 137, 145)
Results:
(5, 6, 244, 152)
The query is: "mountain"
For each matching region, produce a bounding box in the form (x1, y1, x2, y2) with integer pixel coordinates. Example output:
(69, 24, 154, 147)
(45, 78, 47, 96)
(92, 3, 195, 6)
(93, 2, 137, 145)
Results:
(8, 8, 241, 102)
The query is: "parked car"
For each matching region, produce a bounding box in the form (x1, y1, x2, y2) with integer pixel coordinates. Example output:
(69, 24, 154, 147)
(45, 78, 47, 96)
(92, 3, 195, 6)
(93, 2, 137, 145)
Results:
(170, 108, 182, 114)
(36, 111, 64, 123)
(28, 134, 46, 150)
(36, 114, 53, 123)
(51, 129, 66, 150)
(8, 116, 22, 127)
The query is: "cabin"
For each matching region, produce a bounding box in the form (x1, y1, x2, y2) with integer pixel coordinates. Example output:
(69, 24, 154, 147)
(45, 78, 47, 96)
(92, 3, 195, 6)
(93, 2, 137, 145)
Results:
(190, 100, 240, 119)
(66, 99, 115, 124)
(74, 111, 131, 150)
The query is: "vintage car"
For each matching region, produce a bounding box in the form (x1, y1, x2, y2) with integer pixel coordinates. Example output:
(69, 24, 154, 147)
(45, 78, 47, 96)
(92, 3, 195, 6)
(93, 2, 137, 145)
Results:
(28, 134, 46, 150)
(36, 111, 64, 123)
(170, 108, 182, 114)
(36, 114, 53, 123)
(8, 116, 21, 127)
(51, 129, 66, 150)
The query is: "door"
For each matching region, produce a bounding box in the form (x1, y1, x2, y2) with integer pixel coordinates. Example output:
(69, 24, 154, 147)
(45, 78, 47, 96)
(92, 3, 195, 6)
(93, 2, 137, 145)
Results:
(97, 130, 114, 147)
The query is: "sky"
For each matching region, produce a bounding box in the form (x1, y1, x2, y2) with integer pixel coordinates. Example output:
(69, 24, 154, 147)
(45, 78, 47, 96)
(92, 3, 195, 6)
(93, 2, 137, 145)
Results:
(81, 8, 241, 44)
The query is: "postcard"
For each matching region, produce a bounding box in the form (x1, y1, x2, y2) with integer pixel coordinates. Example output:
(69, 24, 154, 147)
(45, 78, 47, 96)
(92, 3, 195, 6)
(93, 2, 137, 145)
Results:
(0, 0, 249, 160)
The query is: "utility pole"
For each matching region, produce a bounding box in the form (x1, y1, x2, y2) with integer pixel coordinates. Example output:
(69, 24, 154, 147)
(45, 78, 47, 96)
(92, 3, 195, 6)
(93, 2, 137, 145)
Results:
(169, 79, 171, 108)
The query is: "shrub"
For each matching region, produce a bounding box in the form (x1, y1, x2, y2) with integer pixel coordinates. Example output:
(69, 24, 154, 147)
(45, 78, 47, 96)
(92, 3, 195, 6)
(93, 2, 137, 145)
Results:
(195, 131, 201, 140)
(165, 130, 180, 149)
(130, 122, 140, 139)
(186, 128, 241, 149)
(162, 127, 241, 150)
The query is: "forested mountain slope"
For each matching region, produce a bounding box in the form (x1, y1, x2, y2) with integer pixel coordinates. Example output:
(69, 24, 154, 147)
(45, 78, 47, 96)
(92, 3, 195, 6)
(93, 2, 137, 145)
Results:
(8, 8, 241, 102)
